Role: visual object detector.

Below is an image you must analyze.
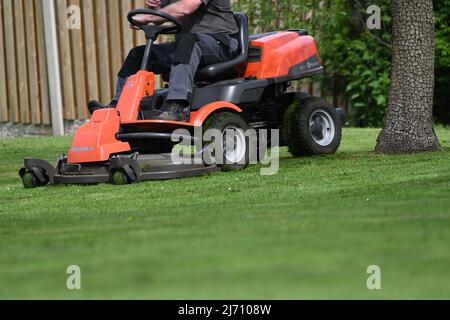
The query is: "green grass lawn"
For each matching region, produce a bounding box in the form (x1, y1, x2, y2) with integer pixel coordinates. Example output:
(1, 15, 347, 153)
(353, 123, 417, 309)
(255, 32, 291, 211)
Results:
(1, 128, 450, 299)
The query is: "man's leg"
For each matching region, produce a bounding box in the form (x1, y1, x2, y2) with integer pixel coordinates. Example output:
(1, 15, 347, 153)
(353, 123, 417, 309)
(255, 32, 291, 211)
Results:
(88, 43, 176, 114)
(111, 45, 146, 105)
(115, 43, 176, 101)
(160, 34, 239, 121)
(111, 77, 128, 104)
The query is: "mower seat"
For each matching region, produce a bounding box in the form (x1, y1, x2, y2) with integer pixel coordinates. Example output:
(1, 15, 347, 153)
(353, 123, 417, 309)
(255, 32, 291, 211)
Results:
(195, 12, 249, 82)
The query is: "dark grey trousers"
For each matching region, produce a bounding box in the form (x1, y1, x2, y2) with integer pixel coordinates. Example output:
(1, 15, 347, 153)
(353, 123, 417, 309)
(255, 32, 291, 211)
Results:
(116, 34, 239, 103)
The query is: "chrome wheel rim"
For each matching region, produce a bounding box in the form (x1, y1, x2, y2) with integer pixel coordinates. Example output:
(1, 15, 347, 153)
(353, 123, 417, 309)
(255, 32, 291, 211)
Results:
(223, 126, 246, 164)
(309, 110, 336, 146)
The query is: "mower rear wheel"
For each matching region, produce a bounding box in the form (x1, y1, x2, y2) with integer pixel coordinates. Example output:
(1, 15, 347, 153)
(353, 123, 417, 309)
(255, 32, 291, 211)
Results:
(22, 171, 40, 189)
(112, 170, 132, 185)
(284, 97, 342, 157)
(203, 112, 250, 172)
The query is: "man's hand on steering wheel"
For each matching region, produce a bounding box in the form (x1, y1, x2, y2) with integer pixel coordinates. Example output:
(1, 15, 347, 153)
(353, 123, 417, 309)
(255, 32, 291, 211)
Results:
(127, 9, 183, 37)
(129, 11, 162, 30)
(145, 0, 162, 9)
(129, 0, 162, 30)
(129, 23, 140, 30)
(129, 1, 203, 31)
(132, 13, 163, 26)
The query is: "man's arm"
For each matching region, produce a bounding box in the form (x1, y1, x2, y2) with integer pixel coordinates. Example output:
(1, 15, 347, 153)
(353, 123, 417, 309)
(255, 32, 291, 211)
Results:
(145, 0, 172, 9)
(135, 0, 205, 25)
(160, 0, 204, 17)
(145, 0, 160, 9)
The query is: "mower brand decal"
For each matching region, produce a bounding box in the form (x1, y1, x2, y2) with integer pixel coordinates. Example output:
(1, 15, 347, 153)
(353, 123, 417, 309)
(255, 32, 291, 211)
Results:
(72, 147, 95, 153)
(289, 55, 321, 75)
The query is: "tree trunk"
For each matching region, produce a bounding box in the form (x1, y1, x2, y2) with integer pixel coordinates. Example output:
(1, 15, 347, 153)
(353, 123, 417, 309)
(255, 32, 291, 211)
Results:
(375, 0, 440, 154)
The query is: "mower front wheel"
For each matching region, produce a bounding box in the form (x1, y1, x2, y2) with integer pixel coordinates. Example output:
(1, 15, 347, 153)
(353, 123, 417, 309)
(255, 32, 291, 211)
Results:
(112, 170, 133, 185)
(22, 171, 45, 189)
(203, 112, 250, 172)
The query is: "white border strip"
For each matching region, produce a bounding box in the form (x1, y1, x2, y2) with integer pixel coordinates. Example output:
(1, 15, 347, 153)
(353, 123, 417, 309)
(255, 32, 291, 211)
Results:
(42, 0, 64, 136)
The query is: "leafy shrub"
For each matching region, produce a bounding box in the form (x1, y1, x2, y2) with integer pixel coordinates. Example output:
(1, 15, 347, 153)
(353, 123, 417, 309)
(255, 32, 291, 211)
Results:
(434, 0, 450, 125)
(234, 0, 449, 126)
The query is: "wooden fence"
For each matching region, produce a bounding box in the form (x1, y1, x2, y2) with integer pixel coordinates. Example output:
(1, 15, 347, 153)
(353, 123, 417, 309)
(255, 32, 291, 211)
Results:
(1, 0, 50, 125)
(0, 0, 149, 129)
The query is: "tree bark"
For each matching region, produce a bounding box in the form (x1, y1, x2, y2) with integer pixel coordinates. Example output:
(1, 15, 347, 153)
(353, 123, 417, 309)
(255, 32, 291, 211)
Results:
(375, 0, 440, 154)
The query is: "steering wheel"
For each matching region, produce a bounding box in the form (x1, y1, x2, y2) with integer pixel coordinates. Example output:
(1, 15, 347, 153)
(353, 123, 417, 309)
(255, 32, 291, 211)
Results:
(127, 9, 183, 36)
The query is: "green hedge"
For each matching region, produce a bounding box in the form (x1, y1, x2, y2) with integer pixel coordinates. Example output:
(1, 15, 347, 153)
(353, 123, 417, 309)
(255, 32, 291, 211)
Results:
(234, 0, 449, 126)
(434, 0, 450, 125)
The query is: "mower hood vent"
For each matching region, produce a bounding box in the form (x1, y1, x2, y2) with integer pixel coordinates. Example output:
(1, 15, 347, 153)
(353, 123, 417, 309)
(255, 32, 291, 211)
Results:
(247, 46, 262, 63)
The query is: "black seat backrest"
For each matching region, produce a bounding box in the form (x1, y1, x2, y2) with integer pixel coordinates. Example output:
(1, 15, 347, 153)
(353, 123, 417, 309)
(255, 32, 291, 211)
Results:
(195, 12, 249, 82)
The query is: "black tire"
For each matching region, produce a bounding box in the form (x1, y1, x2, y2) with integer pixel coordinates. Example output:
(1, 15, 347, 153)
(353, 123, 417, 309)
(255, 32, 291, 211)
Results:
(283, 97, 342, 157)
(112, 169, 132, 185)
(278, 92, 312, 147)
(295, 92, 311, 100)
(22, 171, 40, 189)
(203, 112, 250, 172)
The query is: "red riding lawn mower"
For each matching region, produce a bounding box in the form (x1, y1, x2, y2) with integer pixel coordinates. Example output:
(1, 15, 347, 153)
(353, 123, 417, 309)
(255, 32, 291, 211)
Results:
(20, 9, 344, 188)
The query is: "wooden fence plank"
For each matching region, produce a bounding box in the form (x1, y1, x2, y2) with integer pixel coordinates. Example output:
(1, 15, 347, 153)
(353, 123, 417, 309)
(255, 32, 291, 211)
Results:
(3, 0, 19, 123)
(35, 0, 51, 125)
(95, 0, 112, 102)
(120, 0, 134, 61)
(82, 0, 100, 103)
(133, 0, 146, 46)
(0, 1, 9, 122)
(25, 0, 42, 124)
(14, 0, 31, 123)
(56, 0, 76, 120)
(109, 0, 123, 86)
(69, 0, 88, 119)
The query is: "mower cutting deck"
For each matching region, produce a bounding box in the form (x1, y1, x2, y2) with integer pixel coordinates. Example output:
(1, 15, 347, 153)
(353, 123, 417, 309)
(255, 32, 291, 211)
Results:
(20, 8, 344, 188)
(19, 154, 218, 188)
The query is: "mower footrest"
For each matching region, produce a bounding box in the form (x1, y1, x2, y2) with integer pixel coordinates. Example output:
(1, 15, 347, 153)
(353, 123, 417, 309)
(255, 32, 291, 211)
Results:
(53, 174, 111, 185)
(140, 165, 219, 181)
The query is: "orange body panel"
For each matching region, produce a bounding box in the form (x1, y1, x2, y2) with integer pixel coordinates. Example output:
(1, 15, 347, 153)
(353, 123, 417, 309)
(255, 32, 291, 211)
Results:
(68, 109, 131, 164)
(245, 32, 321, 79)
(117, 70, 155, 123)
(190, 101, 242, 126)
(131, 101, 243, 127)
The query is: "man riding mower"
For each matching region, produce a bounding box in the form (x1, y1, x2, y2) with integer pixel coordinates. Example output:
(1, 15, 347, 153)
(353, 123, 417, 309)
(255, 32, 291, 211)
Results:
(89, 0, 240, 122)
(19, 0, 344, 188)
